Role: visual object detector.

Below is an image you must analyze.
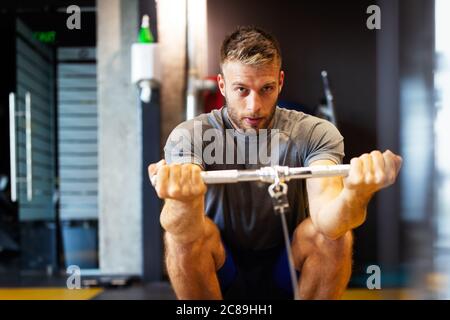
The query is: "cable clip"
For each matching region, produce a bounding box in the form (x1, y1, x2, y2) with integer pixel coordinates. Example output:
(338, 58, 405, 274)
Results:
(268, 168, 289, 215)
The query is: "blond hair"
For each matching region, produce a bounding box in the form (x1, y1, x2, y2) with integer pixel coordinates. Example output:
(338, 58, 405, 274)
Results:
(220, 26, 282, 70)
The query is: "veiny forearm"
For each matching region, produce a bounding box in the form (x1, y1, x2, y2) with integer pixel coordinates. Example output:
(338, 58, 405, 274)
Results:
(160, 197, 206, 244)
(315, 188, 372, 240)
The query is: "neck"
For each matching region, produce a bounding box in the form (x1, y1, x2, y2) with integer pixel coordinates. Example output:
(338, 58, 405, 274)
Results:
(225, 107, 277, 133)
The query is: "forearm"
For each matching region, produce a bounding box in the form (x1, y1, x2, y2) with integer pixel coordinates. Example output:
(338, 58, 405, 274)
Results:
(307, 150, 402, 240)
(315, 188, 372, 240)
(160, 197, 206, 244)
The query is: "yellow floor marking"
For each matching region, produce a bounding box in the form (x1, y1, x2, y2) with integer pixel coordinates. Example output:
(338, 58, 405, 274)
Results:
(0, 287, 417, 300)
(342, 288, 417, 300)
(0, 287, 103, 300)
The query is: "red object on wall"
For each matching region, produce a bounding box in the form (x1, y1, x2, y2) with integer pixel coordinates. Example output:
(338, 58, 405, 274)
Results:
(202, 76, 225, 113)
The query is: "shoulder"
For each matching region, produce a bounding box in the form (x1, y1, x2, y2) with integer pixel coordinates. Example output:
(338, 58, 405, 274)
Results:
(275, 107, 340, 138)
(169, 107, 225, 134)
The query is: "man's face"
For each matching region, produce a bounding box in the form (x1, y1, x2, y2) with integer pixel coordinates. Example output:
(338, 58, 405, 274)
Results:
(217, 60, 284, 132)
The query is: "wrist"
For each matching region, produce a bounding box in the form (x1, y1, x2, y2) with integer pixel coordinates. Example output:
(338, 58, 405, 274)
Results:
(161, 196, 206, 243)
(167, 196, 204, 212)
(341, 187, 372, 210)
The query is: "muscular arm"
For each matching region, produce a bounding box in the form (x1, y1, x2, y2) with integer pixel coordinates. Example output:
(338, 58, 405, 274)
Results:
(161, 198, 206, 243)
(307, 160, 367, 240)
(307, 150, 402, 240)
(149, 161, 207, 244)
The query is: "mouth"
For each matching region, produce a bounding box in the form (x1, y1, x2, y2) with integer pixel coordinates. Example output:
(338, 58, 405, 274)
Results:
(244, 117, 264, 126)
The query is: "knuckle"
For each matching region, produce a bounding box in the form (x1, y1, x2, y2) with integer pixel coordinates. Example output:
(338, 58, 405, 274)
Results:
(191, 186, 201, 196)
(156, 187, 168, 199)
(181, 163, 191, 171)
(181, 185, 191, 197)
(360, 154, 370, 162)
(375, 172, 386, 185)
(191, 165, 201, 173)
(371, 150, 382, 157)
(364, 174, 373, 185)
(351, 175, 363, 185)
(168, 185, 181, 197)
(180, 165, 190, 179)
(158, 165, 169, 177)
(355, 177, 363, 185)
(191, 182, 206, 195)
(192, 169, 202, 181)
(389, 173, 396, 182)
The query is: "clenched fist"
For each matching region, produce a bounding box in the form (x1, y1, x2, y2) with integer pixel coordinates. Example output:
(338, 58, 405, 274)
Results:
(344, 150, 402, 199)
(148, 160, 207, 203)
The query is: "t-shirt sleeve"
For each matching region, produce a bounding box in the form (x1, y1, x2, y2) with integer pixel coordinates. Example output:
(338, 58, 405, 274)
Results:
(163, 121, 204, 169)
(303, 119, 345, 166)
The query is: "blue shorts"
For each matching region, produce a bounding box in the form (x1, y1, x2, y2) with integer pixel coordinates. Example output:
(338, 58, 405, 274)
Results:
(217, 241, 300, 299)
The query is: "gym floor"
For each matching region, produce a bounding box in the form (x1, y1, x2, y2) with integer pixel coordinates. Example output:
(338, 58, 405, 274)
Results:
(0, 283, 417, 300)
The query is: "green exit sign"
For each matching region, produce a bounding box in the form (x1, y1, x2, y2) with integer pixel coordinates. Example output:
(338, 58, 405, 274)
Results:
(33, 31, 56, 44)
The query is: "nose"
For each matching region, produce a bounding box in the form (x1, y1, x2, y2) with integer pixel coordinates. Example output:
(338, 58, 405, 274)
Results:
(246, 91, 262, 115)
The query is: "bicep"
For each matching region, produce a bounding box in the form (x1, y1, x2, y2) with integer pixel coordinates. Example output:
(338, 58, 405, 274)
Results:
(306, 160, 344, 219)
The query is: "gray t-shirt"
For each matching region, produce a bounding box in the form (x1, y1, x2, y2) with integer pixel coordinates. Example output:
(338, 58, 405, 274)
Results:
(164, 106, 344, 251)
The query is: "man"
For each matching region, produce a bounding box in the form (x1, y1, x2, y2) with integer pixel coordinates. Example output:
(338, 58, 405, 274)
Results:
(148, 26, 402, 300)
